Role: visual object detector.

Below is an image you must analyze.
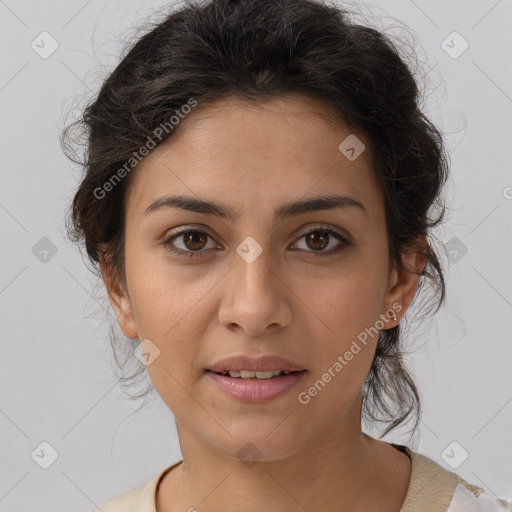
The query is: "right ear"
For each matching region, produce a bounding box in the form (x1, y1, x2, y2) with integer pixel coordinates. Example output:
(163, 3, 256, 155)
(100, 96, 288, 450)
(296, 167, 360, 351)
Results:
(99, 258, 138, 339)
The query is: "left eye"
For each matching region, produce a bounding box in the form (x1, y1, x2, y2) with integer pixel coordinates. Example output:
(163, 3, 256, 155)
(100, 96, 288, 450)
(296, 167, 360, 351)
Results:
(292, 228, 349, 255)
(161, 227, 350, 258)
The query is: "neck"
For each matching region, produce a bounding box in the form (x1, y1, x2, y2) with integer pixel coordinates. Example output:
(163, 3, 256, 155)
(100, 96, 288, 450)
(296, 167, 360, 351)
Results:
(157, 418, 411, 512)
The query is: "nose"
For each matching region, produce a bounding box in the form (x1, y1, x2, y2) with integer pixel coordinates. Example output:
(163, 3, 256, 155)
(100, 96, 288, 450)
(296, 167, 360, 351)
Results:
(218, 244, 293, 336)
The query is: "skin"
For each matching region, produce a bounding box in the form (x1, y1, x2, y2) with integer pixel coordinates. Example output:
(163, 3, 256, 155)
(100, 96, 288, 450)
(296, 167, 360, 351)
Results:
(101, 93, 426, 512)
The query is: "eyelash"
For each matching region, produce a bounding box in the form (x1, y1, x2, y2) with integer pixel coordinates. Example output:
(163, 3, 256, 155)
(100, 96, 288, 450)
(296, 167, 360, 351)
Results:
(160, 225, 351, 259)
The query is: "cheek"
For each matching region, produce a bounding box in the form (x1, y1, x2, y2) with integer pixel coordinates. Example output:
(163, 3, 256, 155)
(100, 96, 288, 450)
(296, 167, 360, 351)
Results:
(123, 246, 217, 387)
(297, 351, 373, 431)
(297, 295, 380, 422)
(304, 257, 389, 340)
(298, 249, 388, 399)
(124, 242, 198, 334)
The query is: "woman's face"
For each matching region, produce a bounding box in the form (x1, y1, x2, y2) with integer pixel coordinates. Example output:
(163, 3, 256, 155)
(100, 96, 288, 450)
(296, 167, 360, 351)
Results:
(103, 94, 418, 461)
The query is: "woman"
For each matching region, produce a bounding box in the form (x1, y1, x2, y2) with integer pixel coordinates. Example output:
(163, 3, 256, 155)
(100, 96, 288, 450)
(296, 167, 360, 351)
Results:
(61, 0, 511, 510)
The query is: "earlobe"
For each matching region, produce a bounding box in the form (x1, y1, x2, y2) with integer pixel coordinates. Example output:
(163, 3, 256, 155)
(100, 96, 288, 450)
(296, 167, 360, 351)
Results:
(99, 260, 138, 339)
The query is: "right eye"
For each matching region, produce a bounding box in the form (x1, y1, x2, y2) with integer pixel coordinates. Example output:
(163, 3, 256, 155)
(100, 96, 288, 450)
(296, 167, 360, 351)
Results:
(161, 228, 220, 258)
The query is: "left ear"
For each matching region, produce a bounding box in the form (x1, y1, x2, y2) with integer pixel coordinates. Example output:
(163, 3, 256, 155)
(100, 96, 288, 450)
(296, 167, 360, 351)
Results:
(382, 234, 428, 328)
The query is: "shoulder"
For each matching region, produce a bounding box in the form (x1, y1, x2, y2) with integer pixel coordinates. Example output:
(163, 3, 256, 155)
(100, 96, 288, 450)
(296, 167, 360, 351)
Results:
(92, 482, 150, 512)
(91, 461, 182, 512)
(399, 446, 512, 512)
(91, 478, 157, 512)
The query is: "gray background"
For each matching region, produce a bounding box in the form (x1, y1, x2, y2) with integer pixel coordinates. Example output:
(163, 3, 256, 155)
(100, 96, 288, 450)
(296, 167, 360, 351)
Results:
(1, 0, 511, 510)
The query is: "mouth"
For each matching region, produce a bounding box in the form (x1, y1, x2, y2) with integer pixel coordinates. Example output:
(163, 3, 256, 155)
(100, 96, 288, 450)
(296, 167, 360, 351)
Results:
(208, 369, 304, 380)
(205, 368, 308, 402)
(205, 354, 307, 402)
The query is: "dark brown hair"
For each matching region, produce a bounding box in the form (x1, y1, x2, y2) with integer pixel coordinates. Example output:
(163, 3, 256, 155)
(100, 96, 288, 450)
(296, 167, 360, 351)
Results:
(61, 0, 449, 438)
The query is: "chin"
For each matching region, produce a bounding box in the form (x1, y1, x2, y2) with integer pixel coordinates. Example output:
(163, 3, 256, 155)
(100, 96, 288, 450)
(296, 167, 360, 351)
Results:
(211, 427, 309, 464)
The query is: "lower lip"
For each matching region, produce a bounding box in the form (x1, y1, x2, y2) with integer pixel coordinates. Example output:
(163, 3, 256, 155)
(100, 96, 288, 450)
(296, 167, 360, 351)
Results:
(206, 370, 307, 402)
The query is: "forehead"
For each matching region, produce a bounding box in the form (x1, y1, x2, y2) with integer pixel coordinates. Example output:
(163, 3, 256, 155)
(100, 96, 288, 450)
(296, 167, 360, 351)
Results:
(123, 94, 383, 223)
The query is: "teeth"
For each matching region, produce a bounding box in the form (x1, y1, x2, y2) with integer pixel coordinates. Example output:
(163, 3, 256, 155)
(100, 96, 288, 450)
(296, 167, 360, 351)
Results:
(217, 370, 293, 379)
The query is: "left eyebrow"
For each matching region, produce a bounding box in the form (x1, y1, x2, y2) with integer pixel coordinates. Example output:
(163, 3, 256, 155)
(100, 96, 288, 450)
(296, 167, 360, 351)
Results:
(143, 193, 368, 222)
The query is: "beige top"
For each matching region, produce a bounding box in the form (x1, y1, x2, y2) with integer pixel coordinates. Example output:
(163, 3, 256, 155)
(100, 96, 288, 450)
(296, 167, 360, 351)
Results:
(94, 445, 512, 512)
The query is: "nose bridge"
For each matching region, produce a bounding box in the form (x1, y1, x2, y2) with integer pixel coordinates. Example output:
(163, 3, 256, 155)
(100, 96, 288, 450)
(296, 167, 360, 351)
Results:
(232, 233, 275, 296)
(218, 233, 290, 333)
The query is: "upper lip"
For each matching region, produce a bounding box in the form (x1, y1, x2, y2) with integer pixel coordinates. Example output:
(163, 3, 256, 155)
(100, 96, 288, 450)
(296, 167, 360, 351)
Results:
(207, 355, 306, 373)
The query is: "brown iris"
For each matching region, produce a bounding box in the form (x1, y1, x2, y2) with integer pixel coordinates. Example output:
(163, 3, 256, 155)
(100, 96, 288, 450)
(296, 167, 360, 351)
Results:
(305, 231, 329, 251)
(183, 231, 208, 251)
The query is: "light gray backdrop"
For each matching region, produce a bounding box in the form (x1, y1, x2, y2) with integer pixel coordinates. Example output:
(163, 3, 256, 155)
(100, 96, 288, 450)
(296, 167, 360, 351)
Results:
(1, 0, 511, 511)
